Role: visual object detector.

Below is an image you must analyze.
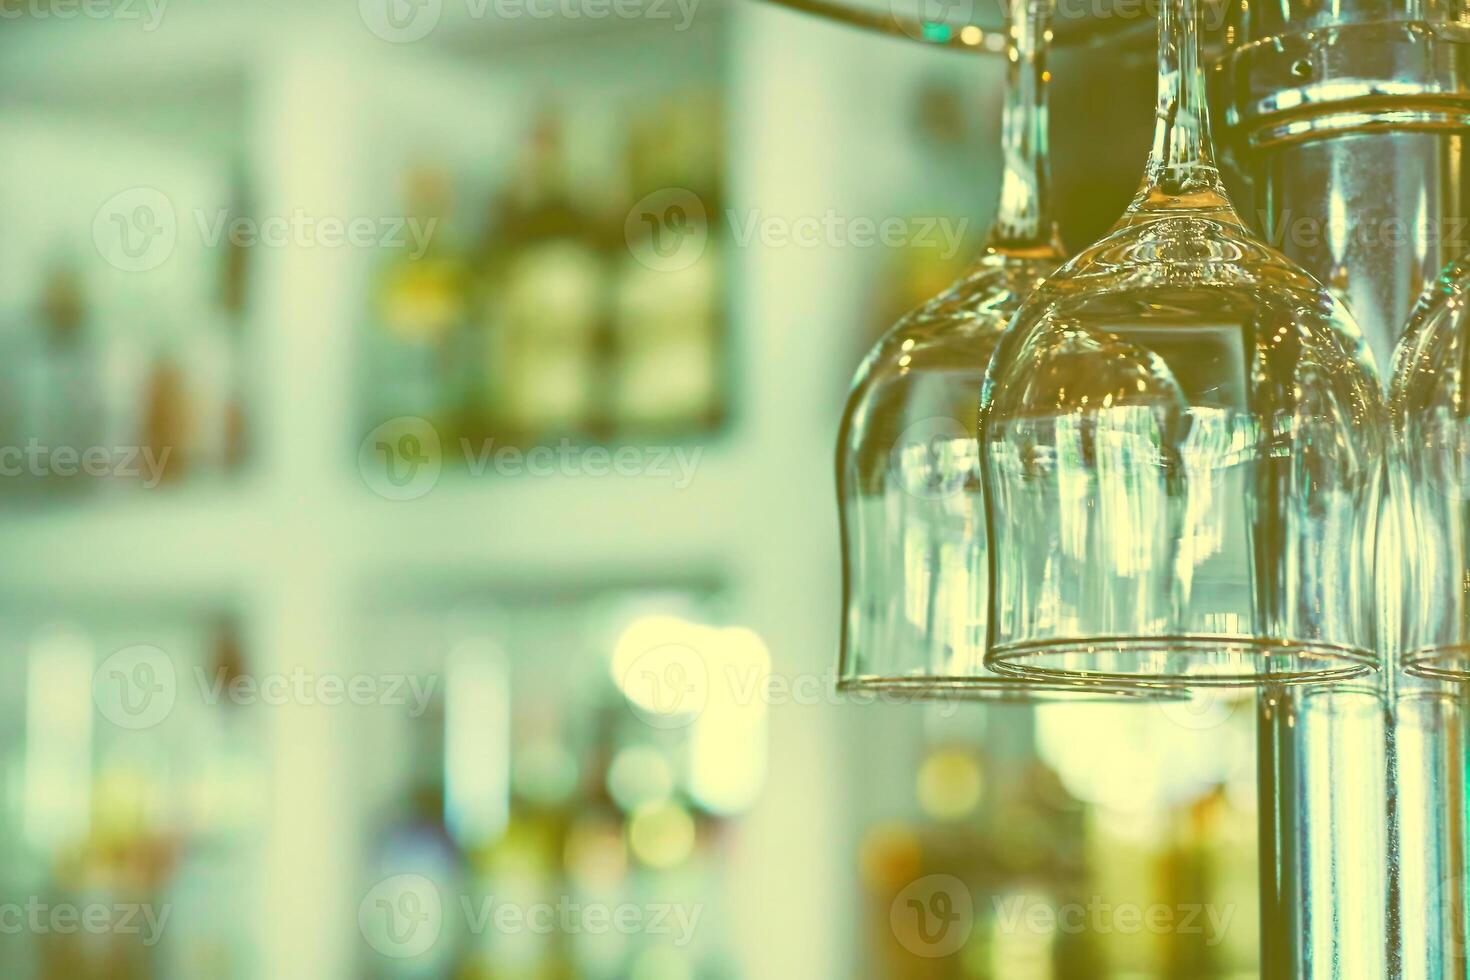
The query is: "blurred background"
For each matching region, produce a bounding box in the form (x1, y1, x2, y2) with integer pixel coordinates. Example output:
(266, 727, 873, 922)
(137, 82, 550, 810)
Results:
(0, 0, 1260, 977)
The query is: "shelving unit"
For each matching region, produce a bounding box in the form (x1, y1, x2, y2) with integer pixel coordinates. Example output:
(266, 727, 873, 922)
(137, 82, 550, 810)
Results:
(0, 3, 945, 976)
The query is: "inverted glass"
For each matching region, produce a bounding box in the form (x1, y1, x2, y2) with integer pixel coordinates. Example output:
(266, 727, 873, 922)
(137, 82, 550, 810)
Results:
(977, 0, 1386, 685)
(1390, 256, 1470, 679)
(836, 0, 1180, 702)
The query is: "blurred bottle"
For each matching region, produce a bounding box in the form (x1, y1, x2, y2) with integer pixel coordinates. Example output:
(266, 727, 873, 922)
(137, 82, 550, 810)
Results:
(202, 165, 253, 475)
(375, 165, 470, 438)
(611, 95, 723, 435)
(93, 291, 149, 495)
(369, 702, 467, 980)
(141, 335, 188, 488)
(479, 110, 604, 447)
(1160, 786, 1236, 980)
(467, 702, 579, 980)
(177, 304, 238, 483)
(866, 239, 975, 353)
(26, 259, 102, 491)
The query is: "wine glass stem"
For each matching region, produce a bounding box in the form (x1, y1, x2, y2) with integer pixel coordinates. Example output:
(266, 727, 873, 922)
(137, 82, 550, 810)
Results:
(1144, 0, 1221, 197)
(988, 0, 1061, 251)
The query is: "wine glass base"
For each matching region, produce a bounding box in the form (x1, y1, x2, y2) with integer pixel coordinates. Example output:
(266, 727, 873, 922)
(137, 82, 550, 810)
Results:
(1401, 646, 1470, 682)
(986, 636, 1378, 687)
(835, 674, 1187, 703)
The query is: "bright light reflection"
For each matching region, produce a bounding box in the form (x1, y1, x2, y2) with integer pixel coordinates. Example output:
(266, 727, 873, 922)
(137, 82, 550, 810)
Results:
(25, 624, 93, 850)
(689, 627, 769, 816)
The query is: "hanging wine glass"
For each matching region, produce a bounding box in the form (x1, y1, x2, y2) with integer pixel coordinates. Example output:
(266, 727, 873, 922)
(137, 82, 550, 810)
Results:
(836, 0, 1178, 701)
(1389, 257, 1470, 679)
(977, 0, 1385, 686)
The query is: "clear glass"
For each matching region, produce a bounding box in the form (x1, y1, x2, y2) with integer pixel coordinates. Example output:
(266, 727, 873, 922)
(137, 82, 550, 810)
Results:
(836, 0, 1178, 701)
(977, 0, 1386, 685)
(1389, 256, 1470, 679)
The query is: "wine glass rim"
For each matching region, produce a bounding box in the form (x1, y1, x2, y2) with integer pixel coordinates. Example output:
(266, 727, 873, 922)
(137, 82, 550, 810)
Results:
(987, 635, 1379, 688)
(836, 673, 1190, 702)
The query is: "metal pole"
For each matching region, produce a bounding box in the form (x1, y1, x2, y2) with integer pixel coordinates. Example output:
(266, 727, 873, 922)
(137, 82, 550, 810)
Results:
(1221, 13, 1470, 977)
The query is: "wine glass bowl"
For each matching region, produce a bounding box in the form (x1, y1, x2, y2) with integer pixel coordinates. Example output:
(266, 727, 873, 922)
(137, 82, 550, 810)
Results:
(980, 195, 1386, 686)
(837, 250, 1186, 700)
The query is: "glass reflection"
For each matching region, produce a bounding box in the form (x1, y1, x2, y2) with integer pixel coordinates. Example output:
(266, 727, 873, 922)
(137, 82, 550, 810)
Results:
(1390, 257, 1470, 678)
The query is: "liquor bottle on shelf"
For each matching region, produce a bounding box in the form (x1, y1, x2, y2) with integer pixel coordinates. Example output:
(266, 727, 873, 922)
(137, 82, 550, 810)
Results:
(367, 701, 467, 980)
(467, 699, 580, 980)
(179, 304, 239, 483)
(209, 165, 253, 474)
(374, 164, 470, 440)
(26, 259, 103, 492)
(140, 339, 188, 488)
(611, 96, 724, 435)
(479, 110, 604, 447)
(0, 313, 28, 482)
(93, 290, 150, 495)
